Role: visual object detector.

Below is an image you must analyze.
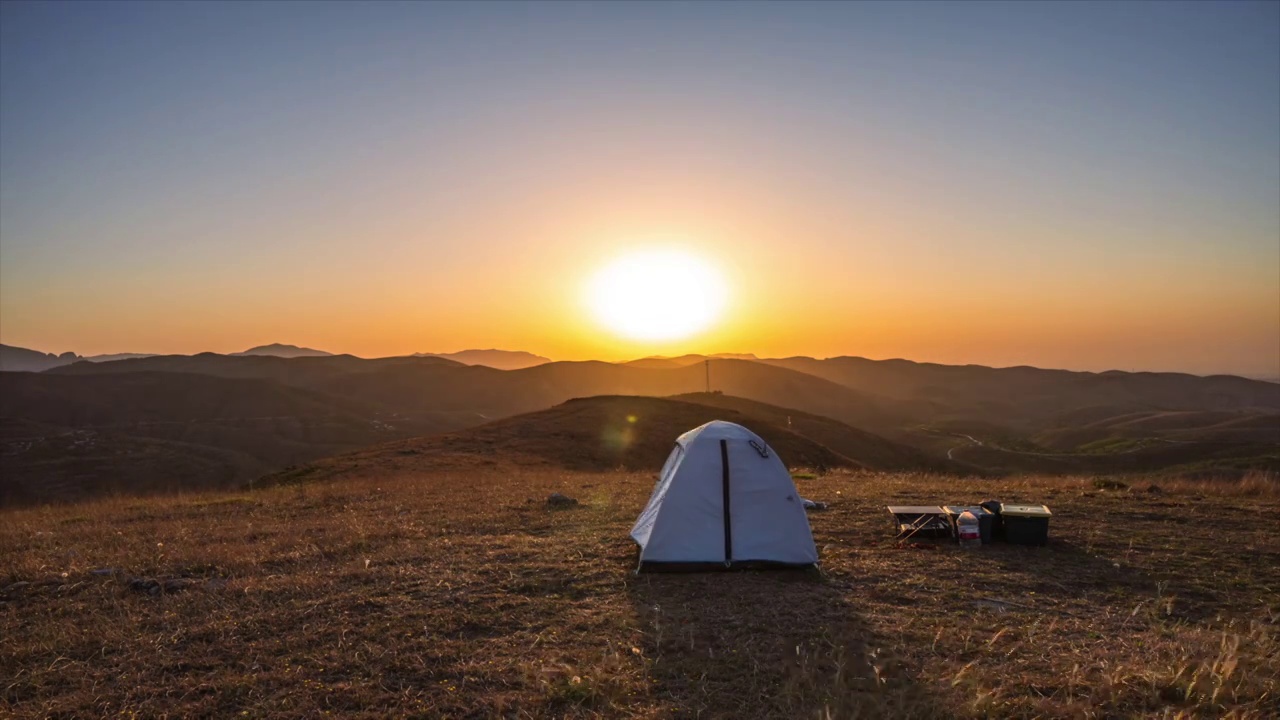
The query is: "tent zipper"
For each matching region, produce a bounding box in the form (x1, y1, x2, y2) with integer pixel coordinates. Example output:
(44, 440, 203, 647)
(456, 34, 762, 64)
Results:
(720, 439, 732, 566)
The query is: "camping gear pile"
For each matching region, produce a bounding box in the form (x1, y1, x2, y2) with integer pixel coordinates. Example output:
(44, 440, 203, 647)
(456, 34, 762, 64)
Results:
(626, 418, 1055, 574)
(888, 501, 1052, 546)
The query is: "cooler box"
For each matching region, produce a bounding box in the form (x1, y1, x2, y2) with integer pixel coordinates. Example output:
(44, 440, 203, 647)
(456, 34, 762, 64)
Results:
(943, 506, 995, 544)
(1000, 504, 1051, 545)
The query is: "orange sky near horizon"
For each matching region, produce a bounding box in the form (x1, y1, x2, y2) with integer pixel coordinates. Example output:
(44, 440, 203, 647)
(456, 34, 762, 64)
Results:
(4, 208, 1276, 376)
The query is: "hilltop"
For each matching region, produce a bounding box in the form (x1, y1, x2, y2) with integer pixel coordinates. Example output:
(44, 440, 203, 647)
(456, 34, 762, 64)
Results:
(260, 395, 860, 487)
(672, 392, 965, 474)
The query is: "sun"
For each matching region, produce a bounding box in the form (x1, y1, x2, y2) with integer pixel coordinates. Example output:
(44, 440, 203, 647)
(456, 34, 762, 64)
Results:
(585, 248, 729, 341)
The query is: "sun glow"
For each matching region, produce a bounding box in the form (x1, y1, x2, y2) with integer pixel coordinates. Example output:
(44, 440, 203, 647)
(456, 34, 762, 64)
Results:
(585, 248, 729, 341)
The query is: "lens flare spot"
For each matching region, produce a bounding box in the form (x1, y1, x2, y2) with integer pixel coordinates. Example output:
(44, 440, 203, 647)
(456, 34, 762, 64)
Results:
(602, 425, 634, 453)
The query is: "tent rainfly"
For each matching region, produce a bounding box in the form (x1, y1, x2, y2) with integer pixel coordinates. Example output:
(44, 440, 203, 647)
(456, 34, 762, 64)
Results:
(630, 420, 819, 571)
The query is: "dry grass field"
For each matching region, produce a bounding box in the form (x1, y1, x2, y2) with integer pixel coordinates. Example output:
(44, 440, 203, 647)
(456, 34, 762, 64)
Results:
(3, 468, 1278, 719)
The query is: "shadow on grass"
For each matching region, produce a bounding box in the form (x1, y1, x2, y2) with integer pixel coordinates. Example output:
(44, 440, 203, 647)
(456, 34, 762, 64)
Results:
(973, 534, 1227, 623)
(977, 536, 1142, 591)
(627, 569, 948, 719)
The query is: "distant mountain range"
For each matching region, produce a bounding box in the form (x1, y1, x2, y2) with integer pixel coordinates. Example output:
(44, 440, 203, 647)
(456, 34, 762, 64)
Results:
(413, 349, 551, 370)
(624, 353, 760, 369)
(6, 341, 1275, 379)
(232, 343, 333, 358)
(0, 343, 550, 371)
(0, 344, 158, 372)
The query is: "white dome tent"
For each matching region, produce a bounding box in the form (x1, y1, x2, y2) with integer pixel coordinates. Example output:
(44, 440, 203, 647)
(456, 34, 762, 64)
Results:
(630, 420, 819, 571)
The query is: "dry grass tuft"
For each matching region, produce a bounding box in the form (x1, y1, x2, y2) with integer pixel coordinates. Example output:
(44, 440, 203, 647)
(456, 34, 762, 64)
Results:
(1149, 470, 1280, 499)
(2, 469, 1278, 718)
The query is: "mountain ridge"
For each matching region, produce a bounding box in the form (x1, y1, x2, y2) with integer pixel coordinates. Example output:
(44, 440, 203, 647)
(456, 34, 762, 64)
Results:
(233, 343, 334, 358)
(6, 341, 1271, 381)
(413, 349, 550, 370)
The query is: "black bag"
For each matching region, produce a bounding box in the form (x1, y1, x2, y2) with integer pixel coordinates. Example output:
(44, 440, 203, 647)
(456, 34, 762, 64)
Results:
(979, 499, 1004, 540)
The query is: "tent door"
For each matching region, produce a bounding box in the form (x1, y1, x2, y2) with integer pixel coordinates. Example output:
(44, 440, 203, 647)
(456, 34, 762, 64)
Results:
(720, 439, 732, 565)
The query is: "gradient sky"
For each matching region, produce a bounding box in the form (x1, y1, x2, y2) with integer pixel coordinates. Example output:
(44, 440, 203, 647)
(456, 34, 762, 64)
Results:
(1, 1, 1277, 376)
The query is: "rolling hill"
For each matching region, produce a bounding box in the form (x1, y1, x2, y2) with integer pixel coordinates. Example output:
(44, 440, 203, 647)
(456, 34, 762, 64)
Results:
(1035, 409, 1280, 451)
(0, 420, 262, 507)
(7, 354, 921, 504)
(944, 435, 1280, 476)
(671, 392, 966, 473)
(9, 352, 1278, 504)
(2, 351, 960, 504)
(508, 359, 910, 431)
(0, 371, 374, 425)
(0, 371, 459, 506)
(259, 395, 860, 486)
(761, 356, 1280, 429)
(46, 350, 1280, 441)
(50, 355, 909, 434)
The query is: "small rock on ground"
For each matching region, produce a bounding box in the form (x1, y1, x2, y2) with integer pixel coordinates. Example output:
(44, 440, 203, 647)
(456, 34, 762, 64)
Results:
(127, 577, 196, 596)
(546, 493, 579, 508)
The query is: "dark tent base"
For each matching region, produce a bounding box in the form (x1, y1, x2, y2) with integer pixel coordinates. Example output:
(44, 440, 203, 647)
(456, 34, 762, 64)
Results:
(636, 559, 818, 573)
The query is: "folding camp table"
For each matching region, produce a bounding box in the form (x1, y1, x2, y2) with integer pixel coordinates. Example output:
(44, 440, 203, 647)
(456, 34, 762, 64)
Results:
(886, 506, 950, 541)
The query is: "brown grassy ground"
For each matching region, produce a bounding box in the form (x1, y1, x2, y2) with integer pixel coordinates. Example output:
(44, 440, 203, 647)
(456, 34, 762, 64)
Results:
(2, 470, 1278, 718)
